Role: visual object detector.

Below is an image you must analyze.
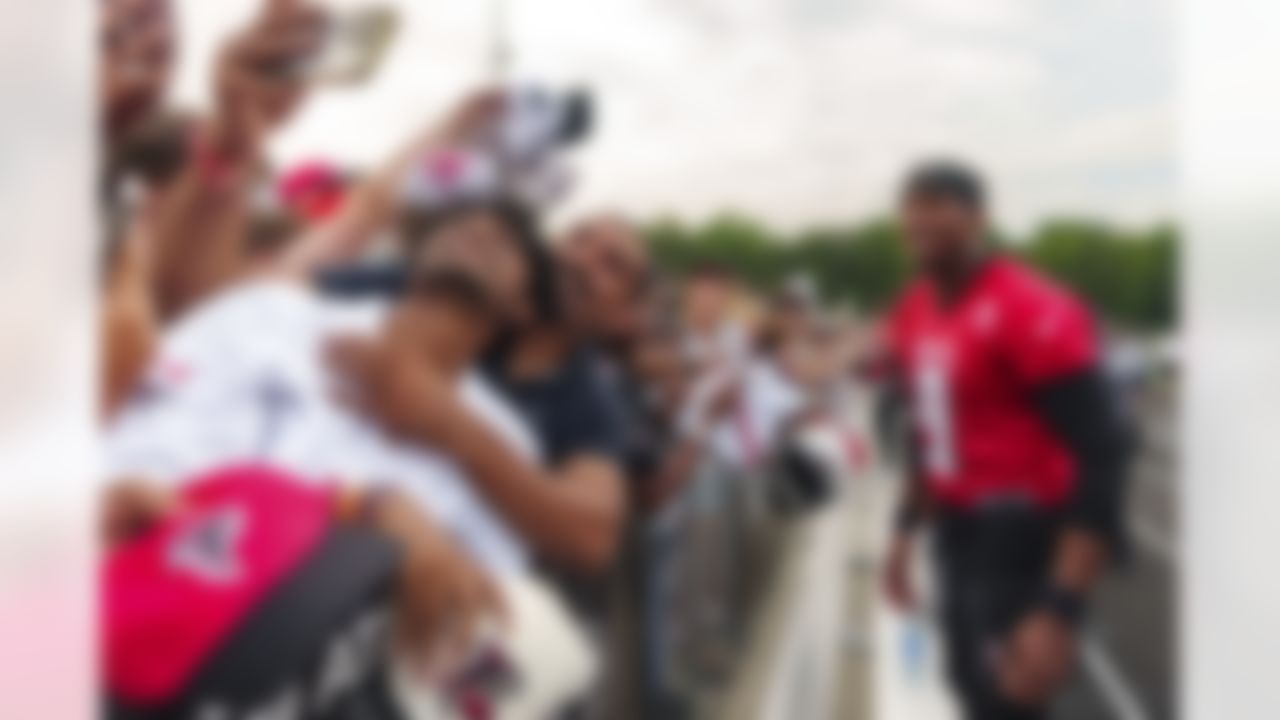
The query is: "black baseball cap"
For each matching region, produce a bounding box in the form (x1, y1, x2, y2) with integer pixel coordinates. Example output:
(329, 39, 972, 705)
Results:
(900, 158, 987, 210)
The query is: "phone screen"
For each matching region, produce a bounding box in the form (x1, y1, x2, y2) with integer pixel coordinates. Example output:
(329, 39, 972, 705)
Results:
(302, 5, 400, 86)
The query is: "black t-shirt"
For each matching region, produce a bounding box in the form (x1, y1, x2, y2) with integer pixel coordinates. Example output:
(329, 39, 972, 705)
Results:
(482, 346, 628, 468)
(483, 345, 637, 621)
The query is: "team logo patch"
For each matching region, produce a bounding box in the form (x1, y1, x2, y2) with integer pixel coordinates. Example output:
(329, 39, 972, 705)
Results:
(166, 505, 247, 586)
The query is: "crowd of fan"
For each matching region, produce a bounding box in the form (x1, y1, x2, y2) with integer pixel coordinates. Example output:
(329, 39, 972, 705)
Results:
(99, 2, 867, 718)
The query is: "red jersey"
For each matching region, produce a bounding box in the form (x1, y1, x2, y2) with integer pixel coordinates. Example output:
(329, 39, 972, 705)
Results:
(104, 466, 339, 704)
(886, 257, 1098, 510)
(104, 465, 398, 717)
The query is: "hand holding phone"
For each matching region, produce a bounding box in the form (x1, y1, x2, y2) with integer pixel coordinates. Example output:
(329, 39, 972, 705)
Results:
(211, 0, 329, 154)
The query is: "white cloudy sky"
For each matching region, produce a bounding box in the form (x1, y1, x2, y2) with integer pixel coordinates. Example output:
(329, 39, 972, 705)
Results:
(172, 0, 1174, 234)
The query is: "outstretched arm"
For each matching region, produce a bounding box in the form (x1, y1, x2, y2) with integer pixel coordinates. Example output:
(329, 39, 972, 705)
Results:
(273, 91, 503, 279)
(148, 0, 326, 321)
(438, 423, 627, 574)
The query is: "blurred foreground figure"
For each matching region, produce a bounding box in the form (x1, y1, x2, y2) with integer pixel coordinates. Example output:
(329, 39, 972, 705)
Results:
(100, 0, 327, 415)
(104, 201, 595, 719)
(880, 161, 1128, 720)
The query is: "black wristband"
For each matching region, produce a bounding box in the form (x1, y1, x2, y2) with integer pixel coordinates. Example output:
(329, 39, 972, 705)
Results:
(1038, 585, 1088, 627)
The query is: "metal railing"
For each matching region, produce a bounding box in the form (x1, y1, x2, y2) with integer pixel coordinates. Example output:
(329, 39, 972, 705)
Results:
(610, 453, 812, 719)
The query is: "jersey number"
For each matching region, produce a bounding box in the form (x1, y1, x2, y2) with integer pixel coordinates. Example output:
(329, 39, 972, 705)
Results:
(912, 346, 957, 478)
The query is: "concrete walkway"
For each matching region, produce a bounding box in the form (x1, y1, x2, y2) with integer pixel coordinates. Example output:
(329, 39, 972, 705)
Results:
(706, 459, 956, 720)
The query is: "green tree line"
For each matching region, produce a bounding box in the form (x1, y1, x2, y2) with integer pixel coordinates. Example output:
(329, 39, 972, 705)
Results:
(644, 215, 1178, 331)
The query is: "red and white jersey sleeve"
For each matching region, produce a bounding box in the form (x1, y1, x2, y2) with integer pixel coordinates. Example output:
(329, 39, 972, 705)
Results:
(998, 277, 1098, 386)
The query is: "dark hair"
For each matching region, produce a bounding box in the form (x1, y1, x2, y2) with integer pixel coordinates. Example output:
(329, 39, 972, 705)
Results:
(900, 159, 987, 210)
(408, 198, 561, 326)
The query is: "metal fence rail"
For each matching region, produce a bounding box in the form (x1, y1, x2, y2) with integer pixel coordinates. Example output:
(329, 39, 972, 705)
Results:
(593, 453, 799, 719)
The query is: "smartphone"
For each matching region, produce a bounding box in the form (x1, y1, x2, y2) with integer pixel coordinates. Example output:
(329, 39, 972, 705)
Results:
(298, 4, 400, 86)
(495, 86, 594, 161)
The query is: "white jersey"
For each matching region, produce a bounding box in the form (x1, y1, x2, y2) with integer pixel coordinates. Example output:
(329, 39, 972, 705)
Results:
(709, 359, 808, 471)
(106, 280, 538, 574)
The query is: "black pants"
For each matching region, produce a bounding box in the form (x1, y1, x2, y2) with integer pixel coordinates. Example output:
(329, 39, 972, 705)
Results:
(933, 505, 1064, 720)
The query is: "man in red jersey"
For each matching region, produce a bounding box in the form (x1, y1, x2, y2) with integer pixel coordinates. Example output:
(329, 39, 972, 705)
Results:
(880, 160, 1129, 720)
